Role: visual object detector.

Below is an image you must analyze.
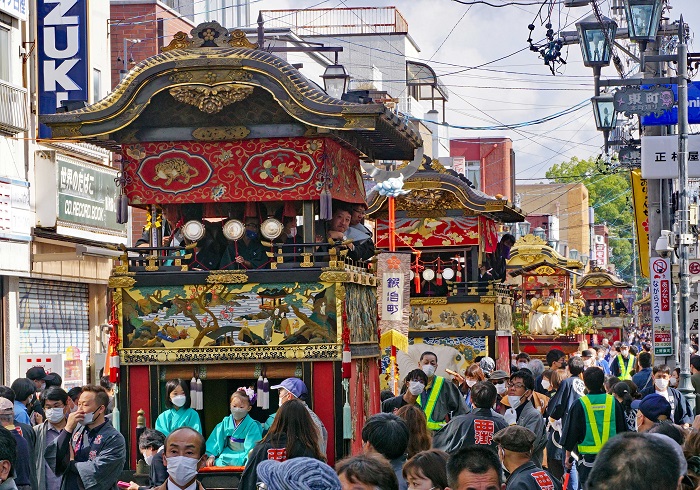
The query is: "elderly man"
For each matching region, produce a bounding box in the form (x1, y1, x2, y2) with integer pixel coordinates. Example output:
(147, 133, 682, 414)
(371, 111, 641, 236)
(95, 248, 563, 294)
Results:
(417, 352, 468, 432)
(46, 385, 126, 490)
(157, 427, 207, 490)
(493, 425, 561, 490)
(0, 426, 18, 490)
(445, 446, 505, 490)
(323, 207, 374, 262)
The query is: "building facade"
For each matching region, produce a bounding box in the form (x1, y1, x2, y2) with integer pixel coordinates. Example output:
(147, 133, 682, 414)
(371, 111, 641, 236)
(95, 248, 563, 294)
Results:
(449, 138, 514, 199)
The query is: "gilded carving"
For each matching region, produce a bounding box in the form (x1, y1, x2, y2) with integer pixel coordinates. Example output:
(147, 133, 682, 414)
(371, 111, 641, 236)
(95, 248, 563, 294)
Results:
(410, 297, 448, 305)
(429, 159, 449, 174)
(205, 272, 249, 284)
(534, 266, 556, 275)
(480, 297, 497, 304)
(121, 343, 342, 364)
(516, 235, 548, 246)
(192, 126, 250, 141)
(228, 29, 258, 49)
(227, 70, 253, 82)
(319, 271, 350, 283)
(112, 290, 123, 306)
(109, 276, 136, 288)
(162, 31, 192, 52)
(169, 84, 254, 114)
(51, 124, 83, 138)
(335, 284, 346, 301)
(343, 116, 375, 129)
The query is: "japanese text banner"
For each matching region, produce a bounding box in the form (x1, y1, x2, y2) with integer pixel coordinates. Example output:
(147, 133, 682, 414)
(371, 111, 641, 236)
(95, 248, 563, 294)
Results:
(377, 252, 411, 351)
(631, 169, 650, 278)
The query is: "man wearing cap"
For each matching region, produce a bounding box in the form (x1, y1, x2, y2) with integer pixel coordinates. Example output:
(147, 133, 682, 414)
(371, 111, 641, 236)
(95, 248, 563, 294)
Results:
(610, 342, 635, 381)
(27, 368, 50, 393)
(561, 367, 627, 487)
(489, 370, 509, 414)
(0, 425, 18, 490)
(265, 378, 327, 455)
(580, 349, 595, 370)
(417, 352, 468, 432)
(479, 357, 496, 378)
(633, 393, 673, 432)
(493, 426, 562, 490)
(0, 398, 35, 490)
(433, 381, 508, 455)
(638, 364, 694, 426)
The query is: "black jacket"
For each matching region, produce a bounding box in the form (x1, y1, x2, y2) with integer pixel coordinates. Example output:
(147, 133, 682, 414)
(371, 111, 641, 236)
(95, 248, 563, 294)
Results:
(506, 460, 562, 490)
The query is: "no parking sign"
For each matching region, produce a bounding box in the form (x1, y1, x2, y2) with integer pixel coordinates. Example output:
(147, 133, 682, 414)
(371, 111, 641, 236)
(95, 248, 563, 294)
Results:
(650, 257, 673, 356)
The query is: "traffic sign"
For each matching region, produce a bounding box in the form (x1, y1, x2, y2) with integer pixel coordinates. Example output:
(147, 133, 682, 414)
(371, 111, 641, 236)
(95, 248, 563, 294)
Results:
(690, 260, 700, 276)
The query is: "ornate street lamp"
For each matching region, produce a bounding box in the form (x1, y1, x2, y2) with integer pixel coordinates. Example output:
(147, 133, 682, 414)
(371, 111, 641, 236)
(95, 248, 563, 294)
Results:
(576, 14, 618, 67)
(591, 94, 618, 131)
(569, 249, 579, 261)
(533, 227, 546, 240)
(518, 221, 531, 238)
(623, 0, 663, 43)
(321, 64, 350, 100)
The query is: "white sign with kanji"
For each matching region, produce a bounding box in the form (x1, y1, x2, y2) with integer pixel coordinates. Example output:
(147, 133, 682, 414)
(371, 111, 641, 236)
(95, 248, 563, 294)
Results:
(381, 272, 403, 321)
(641, 134, 700, 179)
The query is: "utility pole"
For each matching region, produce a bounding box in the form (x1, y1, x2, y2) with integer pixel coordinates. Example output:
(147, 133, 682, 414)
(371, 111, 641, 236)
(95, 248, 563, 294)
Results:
(676, 17, 694, 410)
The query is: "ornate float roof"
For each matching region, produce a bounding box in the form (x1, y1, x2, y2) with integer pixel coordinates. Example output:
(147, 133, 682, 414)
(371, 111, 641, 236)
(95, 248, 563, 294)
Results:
(507, 235, 584, 270)
(40, 22, 421, 161)
(366, 158, 525, 222)
(578, 266, 632, 289)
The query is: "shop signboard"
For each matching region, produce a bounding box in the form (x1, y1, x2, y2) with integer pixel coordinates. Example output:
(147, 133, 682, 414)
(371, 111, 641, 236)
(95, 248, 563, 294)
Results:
(56, 156, 124, 234)
(650, 257, 673, 356)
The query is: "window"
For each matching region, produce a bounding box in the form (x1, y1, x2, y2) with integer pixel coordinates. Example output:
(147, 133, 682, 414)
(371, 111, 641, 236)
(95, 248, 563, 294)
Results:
(0, 26, 9, 82)
(92, 68, 101, 103)
(466, 160, 481, 190)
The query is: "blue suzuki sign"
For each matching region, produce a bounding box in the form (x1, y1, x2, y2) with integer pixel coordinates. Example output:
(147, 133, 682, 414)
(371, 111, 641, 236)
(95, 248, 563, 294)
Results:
(37, 0, 88, 139)
(641, 82, 700, 126)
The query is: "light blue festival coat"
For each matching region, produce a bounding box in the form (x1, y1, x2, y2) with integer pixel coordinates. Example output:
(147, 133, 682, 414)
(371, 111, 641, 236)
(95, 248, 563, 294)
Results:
(205, 414, 263, 466)
(154, 407, 202, 437)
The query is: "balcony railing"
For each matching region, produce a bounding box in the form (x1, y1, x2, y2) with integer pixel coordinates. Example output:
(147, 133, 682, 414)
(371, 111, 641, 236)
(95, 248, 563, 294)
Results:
(0, 80, 28, 135)
(260, 7, 409, 36)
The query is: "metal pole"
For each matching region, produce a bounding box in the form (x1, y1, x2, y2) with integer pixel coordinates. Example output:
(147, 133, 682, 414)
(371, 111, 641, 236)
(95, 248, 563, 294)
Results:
(676, 16, 694, 411)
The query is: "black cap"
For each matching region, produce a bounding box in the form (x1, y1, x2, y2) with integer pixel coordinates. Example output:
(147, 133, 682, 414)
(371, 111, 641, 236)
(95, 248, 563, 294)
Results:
(45, 372, 62, 387)
(26, 366, 49, 381)
(493, 426, 536, 453)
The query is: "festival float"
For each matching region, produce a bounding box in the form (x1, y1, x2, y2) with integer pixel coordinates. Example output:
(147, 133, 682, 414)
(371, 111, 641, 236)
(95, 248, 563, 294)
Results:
(40, 21, 424, 475)
(577, 266, 634, 344)
(366, 158, 525, 382)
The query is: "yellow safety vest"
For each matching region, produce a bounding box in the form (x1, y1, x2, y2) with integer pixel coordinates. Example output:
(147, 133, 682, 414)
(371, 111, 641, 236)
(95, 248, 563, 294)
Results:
(417, 376, 445, 430)
(617, 355, 635, 380)
(578, 394, 615, 454)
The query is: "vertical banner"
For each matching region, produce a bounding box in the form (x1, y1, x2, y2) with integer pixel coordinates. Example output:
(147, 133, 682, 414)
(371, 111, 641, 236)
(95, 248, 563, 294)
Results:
(37, 0, 89, 139)
(650, 257, 673, 356)
(377, 252, 411, 351)
(631, 169, 650, 278)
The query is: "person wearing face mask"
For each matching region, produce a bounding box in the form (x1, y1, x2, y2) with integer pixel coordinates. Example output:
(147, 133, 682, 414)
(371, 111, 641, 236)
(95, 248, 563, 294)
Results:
(580, 350, 595, 369)
(416, 352, 468, 432)
(610, 341, 636, 381)
(514, 353, 530, 374)
(264, 378, 327, 456)
(561, 367, 627, 487)
(127, 430, 167, 490)
(10, 379, 35, 426)
(0, 425, 19, 490)
(155, 380, 202, 438)
(156, 427, 207, 490)
(451, 364, 486, 408)
(493, 425, 562, 490)
(501, 371, 546, 467)
(382, 369, 429, 413)
(220, 217, 267, 270)
(433, 382, 508, 455)
(45, 385, 126, 490)
(489, 371, 510, 414)
(0, 398, 34, 490)
(639, 364, 694, 426)
(205, 388, 262, 467)
(34, 387, 70, 490)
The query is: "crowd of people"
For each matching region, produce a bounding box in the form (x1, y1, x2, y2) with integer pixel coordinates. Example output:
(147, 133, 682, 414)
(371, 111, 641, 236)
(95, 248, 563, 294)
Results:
(5, 341, 700, 490)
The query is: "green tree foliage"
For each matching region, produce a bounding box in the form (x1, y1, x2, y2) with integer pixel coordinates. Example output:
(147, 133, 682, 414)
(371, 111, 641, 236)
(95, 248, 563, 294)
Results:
(545, 156, 637, 285)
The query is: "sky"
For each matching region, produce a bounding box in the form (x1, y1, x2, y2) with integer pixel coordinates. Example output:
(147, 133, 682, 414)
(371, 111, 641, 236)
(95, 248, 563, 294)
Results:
(245, 0, 700, 182)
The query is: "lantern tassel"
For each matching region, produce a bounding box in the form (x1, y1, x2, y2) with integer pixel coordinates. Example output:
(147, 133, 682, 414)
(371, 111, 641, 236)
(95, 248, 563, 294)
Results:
(257, 375, 264, 408)
(342, 379, 352, 439)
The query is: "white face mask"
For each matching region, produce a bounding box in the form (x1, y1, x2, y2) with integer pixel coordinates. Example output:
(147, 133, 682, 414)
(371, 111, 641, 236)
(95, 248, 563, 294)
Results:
(171, 395, 187, 408)
(422, 364, 436, 378)
(507, 395, 523, 410)
(495, 383, 507, 395)
(144, 453, 155, 466)
(670, 377, 678, 387)
(517, 362, 528, 369)
(466, 379, 477, 388)
(541, 379, 551, 391)
(655, 378, 670, 391)
(408, 381, 425, 395)
(70, 404, 78, 414)
(45, 407, 66, 424)
(230, 407, 249, 420)
(287, 228, 297, 239)
(82, 407, 100, 425)
(166, 455, 200, 486)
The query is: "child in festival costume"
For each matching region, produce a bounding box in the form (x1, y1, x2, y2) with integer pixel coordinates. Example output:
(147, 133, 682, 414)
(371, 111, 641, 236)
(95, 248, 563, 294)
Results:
(154, 378, 202, 436)
(205, 387, 263, 466)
